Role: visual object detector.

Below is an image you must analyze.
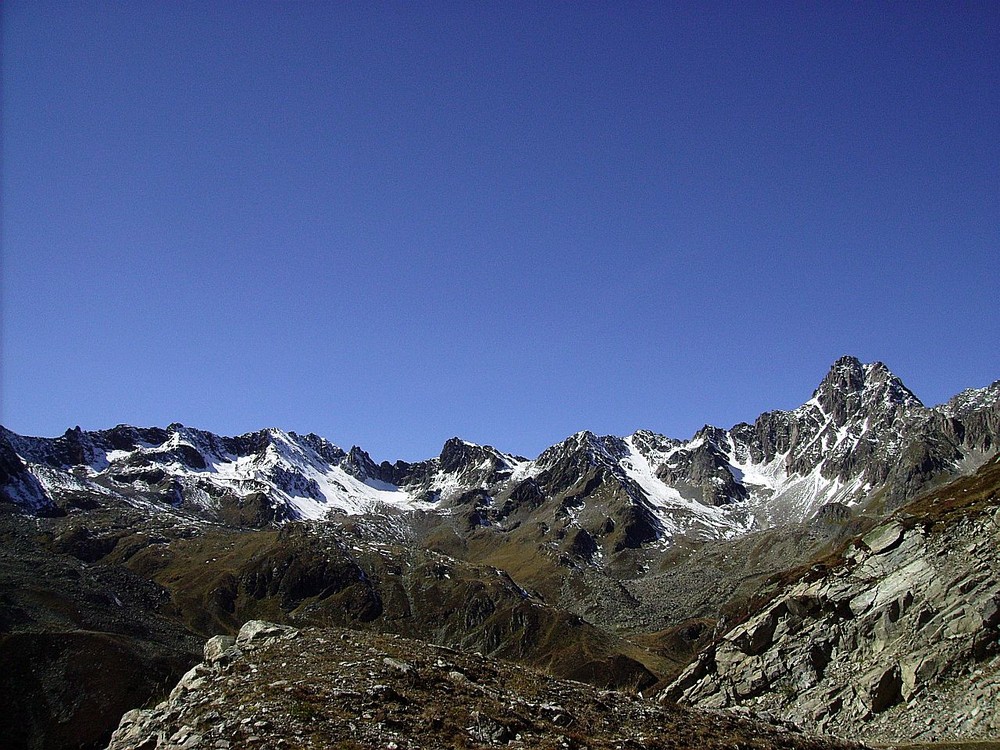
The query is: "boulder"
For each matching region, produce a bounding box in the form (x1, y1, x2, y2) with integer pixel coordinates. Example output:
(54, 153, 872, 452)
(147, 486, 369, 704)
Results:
(730, 607, 781, 655)
(901, 653, 945, 699)
(849, 588, 877, 617)
(236, 620, 298, 648)
(204, 635, 237, 663)
(732, 657, 769, 699)
(945, 608, 984, 637)
(862, 522, 905, 554)
(170, 664, 209, 699)
(980, 593, 1000, 630)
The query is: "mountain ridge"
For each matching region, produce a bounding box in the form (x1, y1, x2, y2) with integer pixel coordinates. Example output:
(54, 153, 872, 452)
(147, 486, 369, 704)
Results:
(665, 453, 1000, 742)
(3, 356, 998, 552)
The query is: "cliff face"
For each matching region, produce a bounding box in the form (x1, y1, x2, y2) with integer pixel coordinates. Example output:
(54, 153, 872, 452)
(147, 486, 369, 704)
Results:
(666, 455, 1000, 743)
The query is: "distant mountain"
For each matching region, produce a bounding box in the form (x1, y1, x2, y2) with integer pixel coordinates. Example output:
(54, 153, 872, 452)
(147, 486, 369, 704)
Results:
(3, 356, 998, 555)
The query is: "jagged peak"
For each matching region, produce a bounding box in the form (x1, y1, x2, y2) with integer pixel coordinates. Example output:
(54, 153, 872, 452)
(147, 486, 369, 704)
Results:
(630, 428, 659, 441)
(565, 430, 608, 450)
(561, 429, 598, 445)
(347, 445, 374, 461)
(440, 436, 479, 452)
(813, 355, 866, 397)
(628, 429, 680, 452)
(570, 429, 623, 446)
(831, 353, 864, 369)
(693, 424, 729, 448)
(439, 437, 524, 461)
(536, 430, 628, 470)
(811, 356, 923, 413)
(938, 380, 1000, 417)
(295, 432, 347, 463)
(437, 436, 516, 475)
(341, 445, 381, 481)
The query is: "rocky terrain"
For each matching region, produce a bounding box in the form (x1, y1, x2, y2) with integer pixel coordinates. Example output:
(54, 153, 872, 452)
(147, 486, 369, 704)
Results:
(0, 505, 203, 750)
(2, 356, 999, 749)
(0, 501, 668, 750)
(106, 619, 867, 750)
(666, 454, 1000, 743)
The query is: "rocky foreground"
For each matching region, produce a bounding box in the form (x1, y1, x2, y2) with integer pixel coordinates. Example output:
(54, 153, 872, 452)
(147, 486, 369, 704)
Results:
(667, 455, 1000, 744)
(107, 620, 867, 750)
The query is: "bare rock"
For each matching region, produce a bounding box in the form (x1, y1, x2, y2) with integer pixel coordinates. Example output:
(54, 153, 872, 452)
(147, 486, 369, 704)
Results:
(862, 523, 905, 555)
(236, 620, 298, 647)
(865, 664, 901, 713)
(204, 635, 237, 664)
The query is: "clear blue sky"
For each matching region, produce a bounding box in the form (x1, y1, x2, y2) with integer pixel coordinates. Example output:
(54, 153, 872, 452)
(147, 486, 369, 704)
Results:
(2, 2, 998, 461)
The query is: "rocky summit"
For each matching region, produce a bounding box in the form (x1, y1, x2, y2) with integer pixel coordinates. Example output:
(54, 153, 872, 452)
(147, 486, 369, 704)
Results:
(1, 356, 999, 750)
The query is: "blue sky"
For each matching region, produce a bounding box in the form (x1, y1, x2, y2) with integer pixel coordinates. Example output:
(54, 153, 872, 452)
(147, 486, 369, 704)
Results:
(2, 2, 998, 461)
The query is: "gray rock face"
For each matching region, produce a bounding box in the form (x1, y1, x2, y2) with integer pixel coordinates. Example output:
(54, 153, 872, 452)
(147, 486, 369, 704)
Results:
(665, 456, 1000, 743)
(860, 522, 904, 554)
(0, 431, 58, 514)
(202, 635, 236, 664)
(105, 622, 297, 750)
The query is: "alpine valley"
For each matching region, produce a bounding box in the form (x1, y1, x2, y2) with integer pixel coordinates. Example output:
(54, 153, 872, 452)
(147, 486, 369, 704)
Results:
(2, 356, 999, 750)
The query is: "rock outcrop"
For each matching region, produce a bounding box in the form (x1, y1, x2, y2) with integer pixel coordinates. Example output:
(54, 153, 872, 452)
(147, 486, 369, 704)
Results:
(665, 455, 1000, 743)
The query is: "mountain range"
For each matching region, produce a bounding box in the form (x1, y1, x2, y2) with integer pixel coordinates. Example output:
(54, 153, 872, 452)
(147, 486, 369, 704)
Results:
(2, 355, 999, 750)
(4, 356, 999, 546)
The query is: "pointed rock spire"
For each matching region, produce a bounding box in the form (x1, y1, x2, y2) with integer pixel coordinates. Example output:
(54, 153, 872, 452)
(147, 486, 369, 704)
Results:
(813, 356, 922, 424)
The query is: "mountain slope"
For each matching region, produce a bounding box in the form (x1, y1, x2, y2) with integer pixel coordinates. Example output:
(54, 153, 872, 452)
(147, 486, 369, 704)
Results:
(665, 454, 1000, 743)
(2, 356, 999, 750)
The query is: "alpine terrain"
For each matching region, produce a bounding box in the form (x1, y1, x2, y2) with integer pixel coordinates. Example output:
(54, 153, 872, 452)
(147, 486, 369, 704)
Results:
(2, 356, 999, 750)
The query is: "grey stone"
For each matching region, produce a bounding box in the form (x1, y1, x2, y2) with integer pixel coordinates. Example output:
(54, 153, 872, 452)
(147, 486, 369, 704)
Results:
(866, 664, 902, 713)
(849, 588, 877, 617)
(981, 594, 1000, 630)
(946, 609, 984, 637)
(732, 658, 769, 699)
(236, 620, 298, 647)
(863, 522, 905, 554)
(730, 608, 779, 655)
(171, 665, 208, 698)
(204, 635, 237, 663)
(382, 657, 413, 675)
